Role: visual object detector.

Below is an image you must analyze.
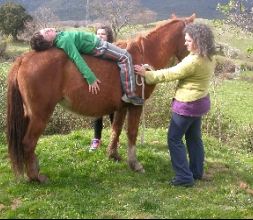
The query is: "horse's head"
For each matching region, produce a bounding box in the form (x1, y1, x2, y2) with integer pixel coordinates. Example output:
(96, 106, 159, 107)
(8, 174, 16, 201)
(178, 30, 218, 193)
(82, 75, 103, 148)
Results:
(128, 14, 196, 69)
(168, 13, 196, 61)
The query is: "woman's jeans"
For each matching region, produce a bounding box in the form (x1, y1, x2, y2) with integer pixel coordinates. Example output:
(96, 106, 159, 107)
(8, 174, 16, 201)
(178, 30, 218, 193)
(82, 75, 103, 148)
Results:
(92, 40, 136, 97)
(168, 112, 204, 183)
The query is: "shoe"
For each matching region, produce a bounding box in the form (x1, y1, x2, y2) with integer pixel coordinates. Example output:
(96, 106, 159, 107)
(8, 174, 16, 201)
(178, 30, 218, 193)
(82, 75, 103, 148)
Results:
(89, 138, 101, 151)
(169, 178, 194, 187)
(121, 94, 144, 106)
(194, 173, 213, 181)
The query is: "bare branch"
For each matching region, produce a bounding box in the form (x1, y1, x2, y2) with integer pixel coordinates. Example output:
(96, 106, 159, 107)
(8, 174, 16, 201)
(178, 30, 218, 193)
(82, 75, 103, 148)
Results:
(89, 0, 156, 39)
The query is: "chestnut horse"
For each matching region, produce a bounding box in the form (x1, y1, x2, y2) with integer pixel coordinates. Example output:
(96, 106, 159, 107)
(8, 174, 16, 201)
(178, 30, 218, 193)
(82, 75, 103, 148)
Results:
(7, 14, 195, 183)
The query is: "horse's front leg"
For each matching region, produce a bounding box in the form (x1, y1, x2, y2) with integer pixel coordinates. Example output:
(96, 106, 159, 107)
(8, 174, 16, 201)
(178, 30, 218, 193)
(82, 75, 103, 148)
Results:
(127, 105, 144, 173)
(107, 107, 127, 161)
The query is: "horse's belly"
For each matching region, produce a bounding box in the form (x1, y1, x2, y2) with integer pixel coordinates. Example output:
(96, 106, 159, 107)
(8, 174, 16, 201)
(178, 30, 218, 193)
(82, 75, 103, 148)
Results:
(59, 96, 120, 118)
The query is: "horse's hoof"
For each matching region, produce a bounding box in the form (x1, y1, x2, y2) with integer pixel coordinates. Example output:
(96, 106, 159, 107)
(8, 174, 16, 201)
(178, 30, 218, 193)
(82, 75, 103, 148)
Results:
(108, 152, 122, 161)
(28, 174, 49, 184)
(109, 155, 122, 161)
(38, 174, 49, 184)
(135, 166, 145, 173)
(129, 161, 145, 173)
(137, 167, 145, 173)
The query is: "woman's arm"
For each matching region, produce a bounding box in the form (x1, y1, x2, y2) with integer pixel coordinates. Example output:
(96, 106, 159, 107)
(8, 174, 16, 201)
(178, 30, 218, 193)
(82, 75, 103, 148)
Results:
(135, 55, 197, 84)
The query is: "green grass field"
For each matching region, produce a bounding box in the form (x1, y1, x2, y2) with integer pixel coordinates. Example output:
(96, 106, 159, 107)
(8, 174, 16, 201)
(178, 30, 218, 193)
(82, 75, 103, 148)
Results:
(213, 79, 253, 124)
(0, 129, 253, 218)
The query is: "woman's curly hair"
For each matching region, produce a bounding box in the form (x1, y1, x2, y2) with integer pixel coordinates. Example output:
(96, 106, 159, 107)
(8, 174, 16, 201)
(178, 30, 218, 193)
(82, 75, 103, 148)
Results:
(184, 23, 216, 60)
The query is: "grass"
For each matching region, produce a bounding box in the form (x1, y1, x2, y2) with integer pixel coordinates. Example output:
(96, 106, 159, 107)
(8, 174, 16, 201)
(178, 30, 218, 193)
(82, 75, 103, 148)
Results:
(0, 129, 253, 218)
(212, 21, 253, 54)
(213, 79, 253, 125)
(5, 41, 30, 58)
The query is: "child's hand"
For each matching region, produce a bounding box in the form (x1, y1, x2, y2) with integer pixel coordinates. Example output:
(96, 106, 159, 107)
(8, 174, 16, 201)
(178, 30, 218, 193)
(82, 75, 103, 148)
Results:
(89, 79, 101, 94)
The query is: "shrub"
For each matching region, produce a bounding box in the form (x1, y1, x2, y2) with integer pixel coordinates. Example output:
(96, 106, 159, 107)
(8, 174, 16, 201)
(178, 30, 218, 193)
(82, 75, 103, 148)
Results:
(0, 63, 7, 132)
(44, 105, 92, 135)
(214, 55, 236, 79)
(0, 35, 7, 56)
(239, 71, 253, 82)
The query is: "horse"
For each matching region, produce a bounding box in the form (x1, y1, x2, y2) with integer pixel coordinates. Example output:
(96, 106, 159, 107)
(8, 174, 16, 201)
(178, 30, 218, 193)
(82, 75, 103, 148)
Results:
(7, 14, 195, 183)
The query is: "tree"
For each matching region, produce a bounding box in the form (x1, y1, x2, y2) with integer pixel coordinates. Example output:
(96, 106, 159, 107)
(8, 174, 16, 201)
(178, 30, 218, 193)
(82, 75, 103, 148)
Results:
(89, 0, 156, 40)
(0, 3, 32, 40)
(20, 6, 60, 42)
(217, 0, 253, 32)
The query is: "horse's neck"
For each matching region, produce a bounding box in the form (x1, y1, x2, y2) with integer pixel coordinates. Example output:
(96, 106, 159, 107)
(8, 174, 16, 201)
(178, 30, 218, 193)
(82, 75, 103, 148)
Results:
(140, 20, 184, 69)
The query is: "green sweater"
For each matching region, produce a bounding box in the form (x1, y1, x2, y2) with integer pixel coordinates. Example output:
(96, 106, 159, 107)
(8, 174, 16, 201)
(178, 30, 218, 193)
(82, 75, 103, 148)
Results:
(54, 31, 100, 84)
(145, 53, 215, 102)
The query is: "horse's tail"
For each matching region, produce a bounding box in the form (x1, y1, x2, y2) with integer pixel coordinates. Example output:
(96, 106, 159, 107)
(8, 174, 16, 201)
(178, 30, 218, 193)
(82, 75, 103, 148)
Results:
(7, 56, 29, 176)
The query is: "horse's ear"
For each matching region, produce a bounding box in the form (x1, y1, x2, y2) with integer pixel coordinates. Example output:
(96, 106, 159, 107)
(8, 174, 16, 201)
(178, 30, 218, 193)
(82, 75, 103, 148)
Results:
(171, 13, 177, 19)
(185, 13, 196, 24)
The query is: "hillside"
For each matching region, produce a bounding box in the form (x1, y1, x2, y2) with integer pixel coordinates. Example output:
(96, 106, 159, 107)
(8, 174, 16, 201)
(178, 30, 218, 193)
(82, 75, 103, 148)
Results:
(0, 0, 229, 21)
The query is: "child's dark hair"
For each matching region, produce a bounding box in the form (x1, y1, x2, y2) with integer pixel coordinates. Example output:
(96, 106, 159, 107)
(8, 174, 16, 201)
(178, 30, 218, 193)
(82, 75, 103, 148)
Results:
(30, 32, 53, 51)
(96, 25, 114, 43)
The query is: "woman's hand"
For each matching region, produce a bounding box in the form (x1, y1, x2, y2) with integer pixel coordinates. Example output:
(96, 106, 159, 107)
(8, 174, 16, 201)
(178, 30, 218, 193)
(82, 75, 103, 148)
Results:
(134, 65, 147, 77)
(89, 79, 101, 94)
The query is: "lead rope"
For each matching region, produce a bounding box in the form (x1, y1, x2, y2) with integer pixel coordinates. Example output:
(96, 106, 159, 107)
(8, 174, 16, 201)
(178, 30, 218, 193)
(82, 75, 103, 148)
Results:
(136, 74, 145, 145)
(136, 38, 149, 145)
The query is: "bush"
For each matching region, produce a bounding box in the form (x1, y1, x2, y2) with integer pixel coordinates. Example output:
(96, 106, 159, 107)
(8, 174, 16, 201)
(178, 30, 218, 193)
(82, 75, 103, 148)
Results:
(0, 63, 7, 133)
(238, 71, 253, 82)
(44, 105, 93, 135)
(214, 55, 236, 79)
(0, 35, 7, 56)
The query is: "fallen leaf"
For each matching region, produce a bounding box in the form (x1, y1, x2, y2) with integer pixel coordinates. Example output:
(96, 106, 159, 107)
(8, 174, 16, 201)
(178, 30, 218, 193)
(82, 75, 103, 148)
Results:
(0, 204, 5, 211)
(239, 181, 253, 196)
(239, 181, 248, 190)
(11, 198, 22, 210)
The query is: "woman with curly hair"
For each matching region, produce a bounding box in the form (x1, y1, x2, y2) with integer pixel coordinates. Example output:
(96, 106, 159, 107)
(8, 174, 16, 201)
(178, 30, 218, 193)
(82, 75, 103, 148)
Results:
(135, 23, 216, 187)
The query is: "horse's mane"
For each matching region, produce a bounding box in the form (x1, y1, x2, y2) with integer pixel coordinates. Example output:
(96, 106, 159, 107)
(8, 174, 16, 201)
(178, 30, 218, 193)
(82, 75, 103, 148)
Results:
(119, 13, 195, 55)
(115, 19, 177, 48)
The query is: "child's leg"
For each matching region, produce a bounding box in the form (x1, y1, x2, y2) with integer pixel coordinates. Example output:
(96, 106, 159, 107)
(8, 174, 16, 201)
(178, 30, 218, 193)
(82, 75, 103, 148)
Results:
(92, 40, 144, 105)
(109, 113, 114, 124)
(93, 117, 103, 140)
(93, 40, 136, 96)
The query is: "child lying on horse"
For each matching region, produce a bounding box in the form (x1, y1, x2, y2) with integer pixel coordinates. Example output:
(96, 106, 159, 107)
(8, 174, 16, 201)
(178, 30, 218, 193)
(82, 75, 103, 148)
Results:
(30, 28, 144, 106)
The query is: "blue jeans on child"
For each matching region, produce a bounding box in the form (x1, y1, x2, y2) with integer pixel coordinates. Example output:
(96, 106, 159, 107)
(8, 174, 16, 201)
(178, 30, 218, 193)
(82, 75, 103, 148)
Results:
(168, 112, 204, 183)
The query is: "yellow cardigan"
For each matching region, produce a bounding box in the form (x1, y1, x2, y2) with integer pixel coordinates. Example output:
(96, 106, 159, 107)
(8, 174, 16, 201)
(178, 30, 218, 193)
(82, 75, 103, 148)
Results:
(145, 53, 215, 102)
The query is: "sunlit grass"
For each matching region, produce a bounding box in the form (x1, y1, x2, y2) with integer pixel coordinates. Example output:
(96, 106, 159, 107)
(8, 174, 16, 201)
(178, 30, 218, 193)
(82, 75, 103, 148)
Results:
(213, 79, 253, 124)
(0, 129, 253, 218)
(5, 41, 30, 58)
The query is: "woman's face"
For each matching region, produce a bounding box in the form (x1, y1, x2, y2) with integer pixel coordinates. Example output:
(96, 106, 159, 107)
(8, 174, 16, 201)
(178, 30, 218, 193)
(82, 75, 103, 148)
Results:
(96, 28, 108, 41)
(184, 33, 198, 53)
(40, 28, 57, 43)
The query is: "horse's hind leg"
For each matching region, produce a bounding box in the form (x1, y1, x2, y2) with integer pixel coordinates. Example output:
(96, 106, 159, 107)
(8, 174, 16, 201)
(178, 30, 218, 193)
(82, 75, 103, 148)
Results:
(107, 108, 127, 161)
(127, 106, 144, 173)
(23, 116, 49, 183)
